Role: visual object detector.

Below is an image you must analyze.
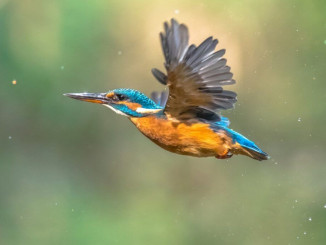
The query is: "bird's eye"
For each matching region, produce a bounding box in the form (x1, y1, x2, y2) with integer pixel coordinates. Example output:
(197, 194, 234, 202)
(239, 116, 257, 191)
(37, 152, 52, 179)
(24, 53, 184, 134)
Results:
(116, 94, 127, 101)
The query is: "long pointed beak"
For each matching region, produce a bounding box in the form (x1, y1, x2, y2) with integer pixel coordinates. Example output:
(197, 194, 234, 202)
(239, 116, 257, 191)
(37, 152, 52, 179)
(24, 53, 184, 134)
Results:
(63, 93, 110, 104)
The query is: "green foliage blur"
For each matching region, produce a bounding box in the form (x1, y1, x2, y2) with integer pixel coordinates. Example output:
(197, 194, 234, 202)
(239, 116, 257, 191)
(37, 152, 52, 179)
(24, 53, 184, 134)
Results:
(1, 0, 326, 244)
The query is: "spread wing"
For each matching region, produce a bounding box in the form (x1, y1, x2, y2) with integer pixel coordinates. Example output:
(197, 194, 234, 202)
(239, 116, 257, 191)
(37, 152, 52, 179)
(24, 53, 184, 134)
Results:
(151, 19, 237, 122)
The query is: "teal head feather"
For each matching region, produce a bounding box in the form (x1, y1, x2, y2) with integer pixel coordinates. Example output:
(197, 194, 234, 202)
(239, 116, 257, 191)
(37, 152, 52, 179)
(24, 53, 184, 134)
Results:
(64, 88, 163, 117)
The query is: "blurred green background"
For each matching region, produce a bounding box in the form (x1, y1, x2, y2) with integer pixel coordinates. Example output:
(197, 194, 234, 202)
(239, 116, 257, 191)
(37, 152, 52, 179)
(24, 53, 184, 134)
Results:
(1, 0, 326, 244)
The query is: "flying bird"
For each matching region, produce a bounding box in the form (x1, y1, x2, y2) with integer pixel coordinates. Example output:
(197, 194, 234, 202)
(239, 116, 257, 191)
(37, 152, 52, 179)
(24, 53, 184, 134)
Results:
(64, 19, 269, 161)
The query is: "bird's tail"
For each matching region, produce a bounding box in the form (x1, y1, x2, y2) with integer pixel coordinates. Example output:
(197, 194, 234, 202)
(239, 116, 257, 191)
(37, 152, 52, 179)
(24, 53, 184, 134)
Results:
(238, 145, 269, 161)
(225, 128, 270, 161)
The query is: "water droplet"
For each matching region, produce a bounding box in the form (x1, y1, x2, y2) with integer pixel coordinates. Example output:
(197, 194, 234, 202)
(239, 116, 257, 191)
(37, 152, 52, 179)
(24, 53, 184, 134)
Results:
(8, 136, 12, 140)
(297, 117, 301, 122)
(174, 9, 180, 14)
(308, 217, 312, 221)
(118, 51, 122, 55)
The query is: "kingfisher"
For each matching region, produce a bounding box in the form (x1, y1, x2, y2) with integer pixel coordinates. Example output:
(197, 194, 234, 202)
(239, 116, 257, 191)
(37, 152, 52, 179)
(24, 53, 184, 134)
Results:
(64, 19, 269, 161)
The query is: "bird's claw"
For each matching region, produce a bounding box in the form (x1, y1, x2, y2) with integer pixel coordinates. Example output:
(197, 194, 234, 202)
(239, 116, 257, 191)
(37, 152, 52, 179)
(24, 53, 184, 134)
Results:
(216, 151, 233, 159)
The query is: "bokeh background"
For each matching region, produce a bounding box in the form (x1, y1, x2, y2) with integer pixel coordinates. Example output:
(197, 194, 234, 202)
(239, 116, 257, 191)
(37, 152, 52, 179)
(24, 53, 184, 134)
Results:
(1, 0, 326, 244)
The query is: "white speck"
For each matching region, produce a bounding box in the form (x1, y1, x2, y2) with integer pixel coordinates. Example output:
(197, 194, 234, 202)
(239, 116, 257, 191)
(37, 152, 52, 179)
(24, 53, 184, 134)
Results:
(118, 51, 122, 55)
(55, 202, 58, 206)
(295, 200, 298, 203)
(72, 208, 74, 212)
(296, 28, 299, 32)
(296, 236, 300, 239)
(274, 161, 278, 165)
(174, 9, 180, 14)
(8, 136, 12, 139)
(297, 117, 301, 122)
(308, 217, 312, 221)
(303, 231, 307, 235)
(60, 66, 64, 70)
(323, 204, 326, 208)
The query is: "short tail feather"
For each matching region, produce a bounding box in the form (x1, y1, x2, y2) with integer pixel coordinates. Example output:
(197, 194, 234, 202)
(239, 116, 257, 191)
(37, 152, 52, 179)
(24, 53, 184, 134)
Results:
(223, 127, 269, 161)
(240, 146, 269, 161)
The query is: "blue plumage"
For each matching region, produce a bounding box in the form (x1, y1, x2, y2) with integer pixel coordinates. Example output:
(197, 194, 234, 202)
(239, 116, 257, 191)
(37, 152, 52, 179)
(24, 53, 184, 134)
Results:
(212, 119, 269, 160)
(112, 89, 162, 110)
(108, 89, 163, 117)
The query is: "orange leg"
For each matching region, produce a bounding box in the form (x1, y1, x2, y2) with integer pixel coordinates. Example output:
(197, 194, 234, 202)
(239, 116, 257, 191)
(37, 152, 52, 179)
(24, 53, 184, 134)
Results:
(215, 149, 233, 159)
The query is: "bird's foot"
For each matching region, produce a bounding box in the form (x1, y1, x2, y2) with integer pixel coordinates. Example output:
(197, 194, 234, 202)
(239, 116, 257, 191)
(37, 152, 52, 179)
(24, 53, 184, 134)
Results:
(215, 150, 233, 159)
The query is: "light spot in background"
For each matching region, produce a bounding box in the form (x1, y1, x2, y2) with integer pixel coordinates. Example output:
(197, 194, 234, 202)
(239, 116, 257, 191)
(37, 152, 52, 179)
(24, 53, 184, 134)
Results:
(12, 80, 17, 85)
(118, 51, 122, 55)
(297, 117, 301, 122)
(324, 40, 326, 45)
(8, 136, 12, 139)
(60, 65, 64, 70)
(174, 9, 180, 14)
(324, 204, 326, 208)
(308, 217, 312, 221)
(303, 231, 307, 235)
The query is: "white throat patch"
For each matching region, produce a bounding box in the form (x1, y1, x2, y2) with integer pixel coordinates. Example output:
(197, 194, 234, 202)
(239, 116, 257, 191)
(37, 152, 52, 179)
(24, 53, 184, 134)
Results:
(136, 107, 162, 114)
(103, 104, 128, 116)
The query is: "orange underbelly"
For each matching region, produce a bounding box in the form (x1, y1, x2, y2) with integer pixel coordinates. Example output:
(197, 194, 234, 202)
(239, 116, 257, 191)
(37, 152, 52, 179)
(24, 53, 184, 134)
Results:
(130, 116, 232, 157)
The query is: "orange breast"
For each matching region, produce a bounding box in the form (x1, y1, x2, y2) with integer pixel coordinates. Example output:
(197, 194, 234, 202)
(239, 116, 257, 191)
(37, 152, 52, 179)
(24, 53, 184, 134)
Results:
(130, 116, 232, 157)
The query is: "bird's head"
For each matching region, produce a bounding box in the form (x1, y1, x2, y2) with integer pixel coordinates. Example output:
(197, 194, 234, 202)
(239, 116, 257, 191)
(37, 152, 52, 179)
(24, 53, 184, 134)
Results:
(64, 88, 163, 117)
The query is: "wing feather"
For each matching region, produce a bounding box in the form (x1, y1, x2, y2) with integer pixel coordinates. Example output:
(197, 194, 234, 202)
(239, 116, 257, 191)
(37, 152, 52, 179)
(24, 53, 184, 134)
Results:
(151, 19, 237, 122)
